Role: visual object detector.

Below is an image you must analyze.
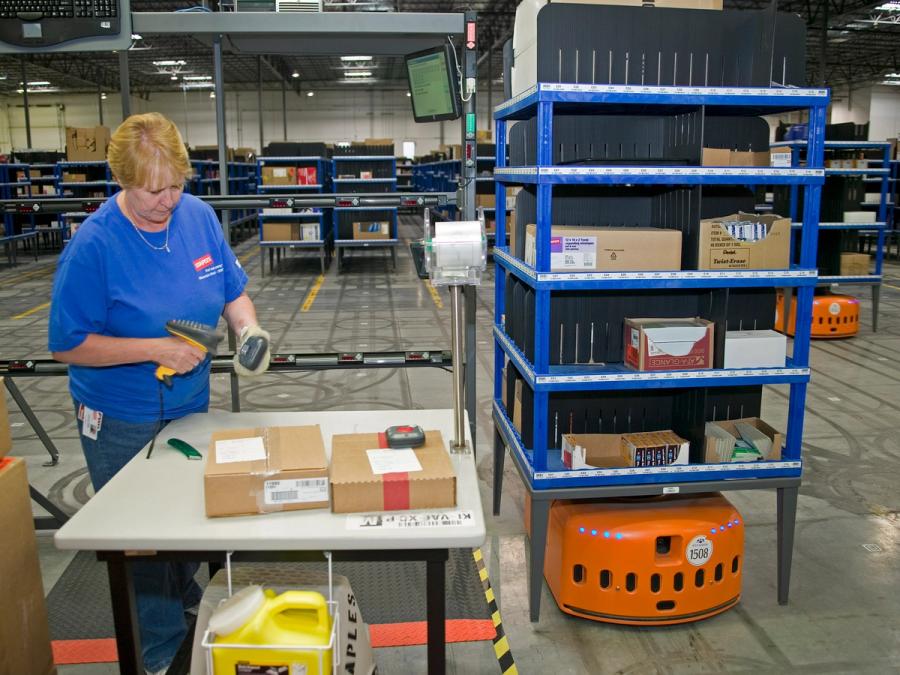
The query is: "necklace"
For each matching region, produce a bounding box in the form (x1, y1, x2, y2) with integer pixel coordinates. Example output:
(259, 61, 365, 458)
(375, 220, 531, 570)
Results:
(121, 197, 171, 253)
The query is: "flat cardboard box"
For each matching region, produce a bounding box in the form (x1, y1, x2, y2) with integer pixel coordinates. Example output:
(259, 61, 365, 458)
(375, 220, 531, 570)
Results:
(0, 458, 56, 675)
(840, 253, 870, 276)
(701, 147, 771, 167)
(476, 194, 496, 209)
(698, 212, 790, 270)
(703, 417, 783, 463)
(0, 377, 11, 459)
(562, 432, 690, 470)
(262, 222, 301, 241)
(724, 330, 786, 369)
(204, 425, 329, 517)
(260, 166, 297, 185)
(330, 430, 456, 513)
(353, 221, 390, 240)
(525, 225, 682, 272)
(62, 172, 88, 183)
(625, 317, 714, 371)
(65, 125, 110, 161)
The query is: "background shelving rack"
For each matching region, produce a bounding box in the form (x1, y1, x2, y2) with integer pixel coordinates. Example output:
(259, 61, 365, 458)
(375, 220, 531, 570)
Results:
(25, 163, 65, 251)
(190, 160, 259, 244)
(772, 140, 891, 331)
(331, 154, 398, 273)
(0, 163, 39, 264)
(55, 161, 118, 244)
(491, 83, 828, 622)
(256, 156, 332, 276)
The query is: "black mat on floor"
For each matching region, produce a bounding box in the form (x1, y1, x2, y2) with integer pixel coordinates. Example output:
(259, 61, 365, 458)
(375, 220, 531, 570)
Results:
(48, 549, 488, 640)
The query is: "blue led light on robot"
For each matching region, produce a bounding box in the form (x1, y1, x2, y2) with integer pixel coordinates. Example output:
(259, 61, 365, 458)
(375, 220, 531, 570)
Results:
(591, 529, 598, 536)
(603, 531, 610, 538)
(579, 527, 585, 533)
(615, 533, 623, 540)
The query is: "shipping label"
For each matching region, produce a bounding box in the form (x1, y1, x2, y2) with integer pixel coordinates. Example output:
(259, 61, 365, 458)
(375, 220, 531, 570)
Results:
(550, 235, 596, 270)
(263, 478, 329, 505)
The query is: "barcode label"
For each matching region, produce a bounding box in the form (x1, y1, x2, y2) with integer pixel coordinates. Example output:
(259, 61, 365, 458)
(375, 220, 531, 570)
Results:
(264, 478, 329, 505)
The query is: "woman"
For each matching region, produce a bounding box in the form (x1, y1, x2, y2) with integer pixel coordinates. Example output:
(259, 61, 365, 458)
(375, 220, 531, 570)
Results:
(49, 112, 270, 674)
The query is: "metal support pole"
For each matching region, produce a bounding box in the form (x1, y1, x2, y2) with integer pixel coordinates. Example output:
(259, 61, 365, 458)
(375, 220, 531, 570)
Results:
(257, 56, 265, 153)
(449, 285, 467, 452)
(819, 1, 828, 86)
(487, 47, 493, 139)
(20, 58, 32, 148)
(281, 76, 288, 141)
(213, 36, 230, 240)
(118, 50, 131, 119)
(5, 378, 59, 465)
(97, 84, 104, 125)
(462, 11, 478, 447)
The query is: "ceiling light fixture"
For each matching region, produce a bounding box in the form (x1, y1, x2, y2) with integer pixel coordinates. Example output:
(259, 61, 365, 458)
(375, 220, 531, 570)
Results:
(406, 92, 411, 97)
(307, 91, 315, 97)
(292, 70, 300, 78)
(340, 55, 373, 62)
(210, 91, 216, 98)
(182, 75, 212, 81)
(25, 80, 50, 86)
(101, 92, 107, 100)
(171, 74, 179, 81)
(344, 71, 373, 78)
(153, 60, 187, 67)
(880, 80, 900, 85)
(131, 33, 142, 40)
(874, 1, 900, 10)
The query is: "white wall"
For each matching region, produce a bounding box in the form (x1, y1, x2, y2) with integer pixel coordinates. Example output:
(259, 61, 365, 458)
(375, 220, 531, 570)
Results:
(829, 85, 872, 126)
(868, 86, 900, 141)
(0, 84, 496, 156)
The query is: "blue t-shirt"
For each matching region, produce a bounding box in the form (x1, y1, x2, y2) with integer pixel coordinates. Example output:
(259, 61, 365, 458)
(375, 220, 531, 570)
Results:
(48, 192, 248, 422)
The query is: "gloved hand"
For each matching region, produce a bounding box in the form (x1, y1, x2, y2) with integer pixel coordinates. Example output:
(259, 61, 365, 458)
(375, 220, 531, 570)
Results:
(233, 324, 271, 377)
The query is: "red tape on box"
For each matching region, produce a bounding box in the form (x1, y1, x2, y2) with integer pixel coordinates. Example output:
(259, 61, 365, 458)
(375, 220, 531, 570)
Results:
(378, 431, 410, 509)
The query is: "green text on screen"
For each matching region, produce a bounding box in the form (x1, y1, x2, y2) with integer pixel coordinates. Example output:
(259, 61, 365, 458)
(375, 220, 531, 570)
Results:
(409, 52, 454, 118)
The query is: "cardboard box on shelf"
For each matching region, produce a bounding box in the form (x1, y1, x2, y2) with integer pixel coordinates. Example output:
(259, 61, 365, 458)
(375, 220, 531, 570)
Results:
(770, 150, 792, 167)
(621, 431, 690, 467)
(698, 212, 790, 270)
(65, 125, 110, 161)
(262, 222, 301, 241)
(204, 425, 329, 517)
(840, 252, 870, 276)
(359, 170, 373, 180)
(476, 130, 493, 141)
(624, 317, 714, 371)
(61, 172, 88, 183)
(701, 147, 771, 167)
(330, 430, 456, 513)
(562, 434, 630, 470)
(724, 330, 786, 369)
(843, 211, 876, 223)
(0, 458, 56, 675)
(512, 379, 524, 435)
(704, 417, 783, 463)
(524, 225, 682, 272)
(476, 194, 496, 209)
(192, 145, 235, 161)
(363, 138, 393, 146)
(0, 377, 10, 459)
(353, 221, 390, 240)
(296, 166, 318, 186)
(234, 147, 256, 162)
(260, 166, 297, 185)
(301, 223, 320, 241)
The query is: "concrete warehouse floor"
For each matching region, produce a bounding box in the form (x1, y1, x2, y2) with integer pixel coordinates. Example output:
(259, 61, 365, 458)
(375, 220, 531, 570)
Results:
(1, 215, 898, 674)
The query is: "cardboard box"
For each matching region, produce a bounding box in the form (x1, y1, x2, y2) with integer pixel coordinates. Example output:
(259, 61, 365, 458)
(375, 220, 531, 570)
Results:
(624, 317, 714, 371)
(205, 425, 329, 517)
(65, 125, 110, 161)
(0, 458, 56, 675)
(62, 172, 88, 183)
(353, 221, 390, 240)
(770, 150, 792, 167)
(234, 147, 256, 162)
(724, 330, 786, 369)
(701, 147, 771, 167)
(330, 430, 456, 513)
(525, 225, 682, 272)
(840, 253, 870, 276)
(698, 212, 790, 270)
(359, 170, 373, 180)
(621, 431, 690, 467)
(262, 222, 301, 241)
(704, 417, 783, 463)
(296, 166, 318, 186)
(562, 433, 630, 470)
(301, 223, 320, 241)
(501, 366, 508, 409)
(512, 379, 524, 435)
(476, 194, 496, 209)
(0, 377, 10, 459)
(260, 166, 298, 185)
(363, 138, 393, 146)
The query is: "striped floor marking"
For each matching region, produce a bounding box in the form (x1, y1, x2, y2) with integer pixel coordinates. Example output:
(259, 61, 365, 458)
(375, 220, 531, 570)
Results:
(473, 548, 518, 674)
(238, 249, 258, 266)
(426, 280, 444, 309)
(301, 274, 326, 312)
(12, 301, 50, 320)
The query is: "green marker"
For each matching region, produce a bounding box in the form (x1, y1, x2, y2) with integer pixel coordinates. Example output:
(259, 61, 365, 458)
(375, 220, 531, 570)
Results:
(167, 438, 203, 460)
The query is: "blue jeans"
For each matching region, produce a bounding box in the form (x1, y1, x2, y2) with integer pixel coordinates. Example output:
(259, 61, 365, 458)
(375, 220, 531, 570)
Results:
(74, 401, 203, 673)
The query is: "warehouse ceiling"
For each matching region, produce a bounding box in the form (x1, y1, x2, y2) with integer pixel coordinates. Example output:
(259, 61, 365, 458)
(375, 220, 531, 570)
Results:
(0, 0, 897, 100)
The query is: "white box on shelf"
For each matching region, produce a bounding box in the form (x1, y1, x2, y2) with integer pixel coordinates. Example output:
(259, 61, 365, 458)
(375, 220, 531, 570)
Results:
(843, 211, 876, 223)
(301, 224, 319, 241)
(723, 330, 787, 369)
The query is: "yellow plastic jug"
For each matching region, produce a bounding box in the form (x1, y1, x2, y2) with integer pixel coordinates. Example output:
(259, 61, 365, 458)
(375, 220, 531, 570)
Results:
(209, 585, 333, 675)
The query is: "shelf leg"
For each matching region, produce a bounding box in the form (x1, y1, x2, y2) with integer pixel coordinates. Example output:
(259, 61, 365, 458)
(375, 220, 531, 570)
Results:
(872, 284, 880, 333)
(320, 247, 325, 276)
(492, 426, 505, 516)
(260, 247, 265, 278)
(528, 495, 550, 622)
(776, 485, 799, 605)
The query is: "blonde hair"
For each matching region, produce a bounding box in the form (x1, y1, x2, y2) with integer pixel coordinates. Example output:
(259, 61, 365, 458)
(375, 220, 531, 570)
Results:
(107, 112, 192, 190)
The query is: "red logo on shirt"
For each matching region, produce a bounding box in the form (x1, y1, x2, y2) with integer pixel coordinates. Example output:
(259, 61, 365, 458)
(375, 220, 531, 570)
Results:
(193, 254, 214, 271)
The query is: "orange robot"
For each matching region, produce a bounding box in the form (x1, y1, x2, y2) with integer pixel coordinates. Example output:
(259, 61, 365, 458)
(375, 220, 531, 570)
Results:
(530, 493, 744, 625)
(776, 291, 859, 338)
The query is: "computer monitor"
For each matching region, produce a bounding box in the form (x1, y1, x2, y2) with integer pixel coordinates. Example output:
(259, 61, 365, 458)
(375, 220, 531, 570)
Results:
(405, 44, 461, 123)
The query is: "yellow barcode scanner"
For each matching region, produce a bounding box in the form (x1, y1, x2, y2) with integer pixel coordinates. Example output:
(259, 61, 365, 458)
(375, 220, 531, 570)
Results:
(155, 319, 225, 387)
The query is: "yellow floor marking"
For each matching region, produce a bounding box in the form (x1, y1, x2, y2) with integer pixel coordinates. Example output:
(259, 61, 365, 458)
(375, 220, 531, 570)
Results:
(12, 301, 50, 320)
(301, 275, 325, 312)
(426, 281, 444, 309)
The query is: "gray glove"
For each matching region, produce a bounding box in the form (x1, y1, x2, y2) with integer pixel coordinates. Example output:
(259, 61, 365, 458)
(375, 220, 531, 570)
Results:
(233, 324, 271, 377)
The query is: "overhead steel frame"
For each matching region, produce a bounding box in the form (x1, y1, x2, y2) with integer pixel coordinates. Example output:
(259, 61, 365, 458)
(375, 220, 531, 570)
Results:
(127, 11, 478, 447)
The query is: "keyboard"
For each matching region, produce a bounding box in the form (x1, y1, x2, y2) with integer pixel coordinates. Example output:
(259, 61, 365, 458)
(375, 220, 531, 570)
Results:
(0, 0, 123, 47)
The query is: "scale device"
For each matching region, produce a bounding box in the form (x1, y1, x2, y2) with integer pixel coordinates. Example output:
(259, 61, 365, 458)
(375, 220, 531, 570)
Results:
(0, 0, 132, 53)
(528, 493, 744, 625)
(404, 43, 461, 123)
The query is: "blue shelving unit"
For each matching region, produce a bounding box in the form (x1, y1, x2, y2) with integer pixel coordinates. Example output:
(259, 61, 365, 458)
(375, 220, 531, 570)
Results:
(56, 161, 118, 243)
(0, 163, 39, 264)
(772, 140, 892, 331)
(332, 155, 398, 273)
(491, 82, 829, 621)
(256, 156, 332, 276)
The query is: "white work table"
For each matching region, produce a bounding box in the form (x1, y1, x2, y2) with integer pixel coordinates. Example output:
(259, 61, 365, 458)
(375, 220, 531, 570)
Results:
(55, 408, 486, 675)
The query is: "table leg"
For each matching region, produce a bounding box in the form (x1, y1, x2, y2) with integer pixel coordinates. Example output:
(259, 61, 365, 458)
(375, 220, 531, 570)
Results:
(492, 426, 505, 516)
(872, 284, 880, 333)
(528, 496, 551, 622)
(426, 551, 448, 675)
(105, 554, 142, 674)
(777, 486, 799, 605)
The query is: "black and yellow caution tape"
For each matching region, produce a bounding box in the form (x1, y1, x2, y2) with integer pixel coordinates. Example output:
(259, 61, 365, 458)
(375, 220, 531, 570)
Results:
(473, 548, 518, 675)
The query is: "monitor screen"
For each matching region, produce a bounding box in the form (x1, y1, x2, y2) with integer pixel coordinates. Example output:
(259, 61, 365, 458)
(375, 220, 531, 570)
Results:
(405, 45, 461, 123)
